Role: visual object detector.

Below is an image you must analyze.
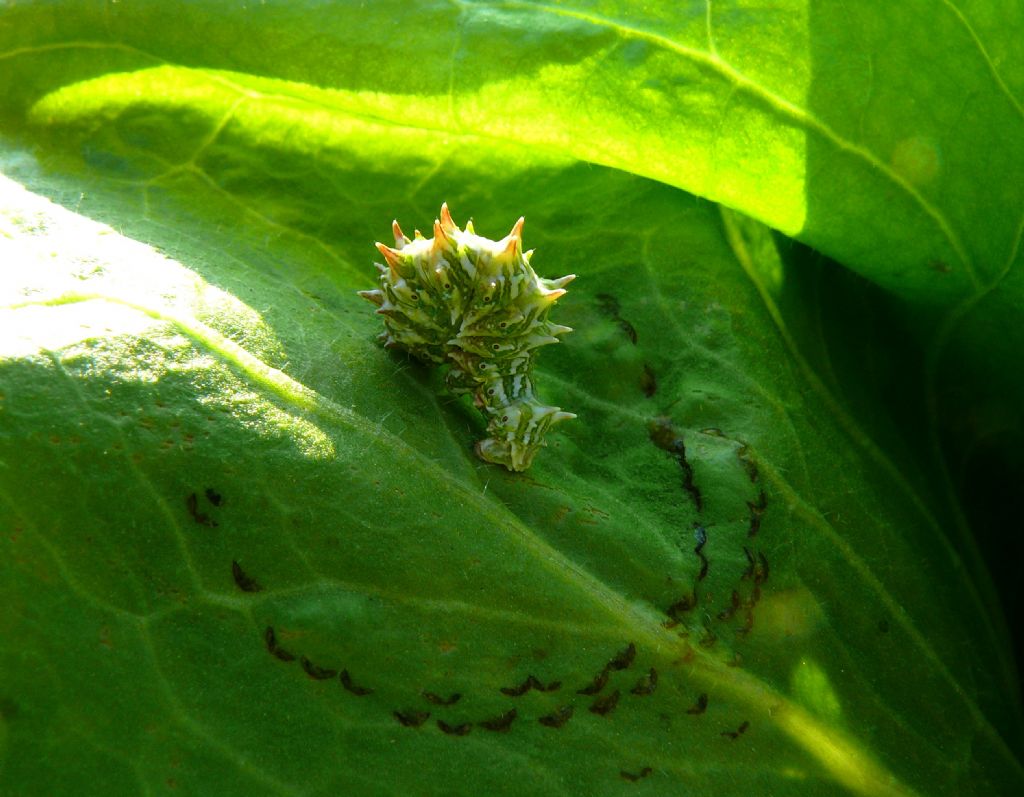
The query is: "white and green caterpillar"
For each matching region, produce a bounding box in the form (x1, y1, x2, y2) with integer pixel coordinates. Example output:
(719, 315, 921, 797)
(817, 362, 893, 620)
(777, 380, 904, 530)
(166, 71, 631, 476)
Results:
(358, 204, 575, 471)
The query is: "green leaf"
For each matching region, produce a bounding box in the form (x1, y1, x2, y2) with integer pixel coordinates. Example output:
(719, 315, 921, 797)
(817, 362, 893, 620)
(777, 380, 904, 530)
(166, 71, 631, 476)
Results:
(0, 2, 1021, 796)
(3, 1, 1022, 294)
(4, 0, 1021, 505)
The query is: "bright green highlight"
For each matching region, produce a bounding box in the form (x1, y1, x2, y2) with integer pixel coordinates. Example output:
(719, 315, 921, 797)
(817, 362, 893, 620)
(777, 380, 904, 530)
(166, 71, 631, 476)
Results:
(792, 658, 843, 724)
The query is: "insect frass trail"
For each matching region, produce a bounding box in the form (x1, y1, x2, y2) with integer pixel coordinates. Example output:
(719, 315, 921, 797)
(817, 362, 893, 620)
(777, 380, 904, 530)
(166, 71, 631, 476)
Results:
(359, 204, 576, 471)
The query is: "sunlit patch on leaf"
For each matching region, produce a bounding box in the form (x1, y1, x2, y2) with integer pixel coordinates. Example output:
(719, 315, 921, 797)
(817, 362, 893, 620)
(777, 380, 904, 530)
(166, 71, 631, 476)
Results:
(792, 658, 843, 724)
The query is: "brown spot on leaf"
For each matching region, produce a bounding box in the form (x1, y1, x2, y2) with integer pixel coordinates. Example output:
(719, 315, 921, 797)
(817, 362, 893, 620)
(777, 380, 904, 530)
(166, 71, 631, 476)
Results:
(640, 363, 657, 397)
(686, 693, 708, 715)
(620, 767, 653, 782)
(300, 657, 336, 680)
(538, 704, 574, 728)
(423, 691, 461, 706)
(577, 667, 610, 696)
(340, 670, 373, 696)
(185, 492, 217, 527)
(394, 709, 430, 728)
(478, 708, 517, 732)
(437, 719, 472, 736)
(666, 592, 698, 623)
(717, 590, 741, 621)
(746, 490, 766, 537)
(589, 689, 621, 716)
(231, 560, 261, 593)
(722, 720, 749, 739)
(630, 668, 658, 696)
(647, 417, 702, 510)
(608, 642, 636, 671)
(264, 626, 295, 662)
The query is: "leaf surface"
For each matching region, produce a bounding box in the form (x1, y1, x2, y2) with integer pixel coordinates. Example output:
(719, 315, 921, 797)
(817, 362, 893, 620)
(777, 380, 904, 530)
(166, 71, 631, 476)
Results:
(0, 2, 1022, 796)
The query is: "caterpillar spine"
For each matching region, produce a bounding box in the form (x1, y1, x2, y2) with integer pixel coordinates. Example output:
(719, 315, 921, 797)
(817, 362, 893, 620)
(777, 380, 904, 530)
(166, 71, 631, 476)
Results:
(359, 204, 575, 471)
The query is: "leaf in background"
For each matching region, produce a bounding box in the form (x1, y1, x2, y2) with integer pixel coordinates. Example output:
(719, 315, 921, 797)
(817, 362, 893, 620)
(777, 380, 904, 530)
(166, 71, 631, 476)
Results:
(0, 2, 1022, 796)
(3, 1, 1021, 292)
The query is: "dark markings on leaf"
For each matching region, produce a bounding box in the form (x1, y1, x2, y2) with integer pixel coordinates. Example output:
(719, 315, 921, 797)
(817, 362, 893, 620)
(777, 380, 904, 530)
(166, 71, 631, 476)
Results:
(437, 719, 472, 736)
(608, 642, 636, 671)
(231, 560, 262, 593)
(665, 592, 698, 624)
(589, 689, 621, 716)
(577, 667, 610, 695)
(394, 709, 430, 728)
(693, 523, 709, 581)
(647, 417, 702, 511)
(698, 623, 717, 648)
(756, 551, 770, 584)
(620, 767, 653, 782)
(264, 626, 295, 662)
(500, 676, 533, 696)
(722, 720, 750, 740)
(340, 669, 373, 696)
(686, 693, 708, 715)
(746, 490, 767, 538)
(630, 667, 658, 696)
(204, 487, 223, 506)
(693, 524, 708, 552)
(736, 609, 754, 636)
(423, 691, 461, 706)
(742, 547, 769, 586)
(596, 292, 638, 344)
(640, 363, 657, 397)
(596, 292, 621, 316)
(736, 444, 759, 483)
(532, 675, 562, 692)
(300, 657, 336, 680)
(478, 708, 517, 732)
(500, 674, 558, 696)
(538, 704, 574, 728)
(648, 417, 680, 451)
(185, 492, 217, 527)
(717, 590, 742, 621)
(742, 546, 755, 575)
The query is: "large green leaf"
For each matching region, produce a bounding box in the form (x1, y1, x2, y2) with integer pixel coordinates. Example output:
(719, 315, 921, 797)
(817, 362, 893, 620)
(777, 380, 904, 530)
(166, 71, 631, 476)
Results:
(2, 0, 1021, 543)
(3, 1, 1022, 294)
(0, 2, 1021, 796)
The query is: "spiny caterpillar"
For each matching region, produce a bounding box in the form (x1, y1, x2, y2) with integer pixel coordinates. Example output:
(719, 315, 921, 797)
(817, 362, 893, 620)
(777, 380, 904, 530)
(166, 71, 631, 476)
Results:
(358, 204, 575, 471)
